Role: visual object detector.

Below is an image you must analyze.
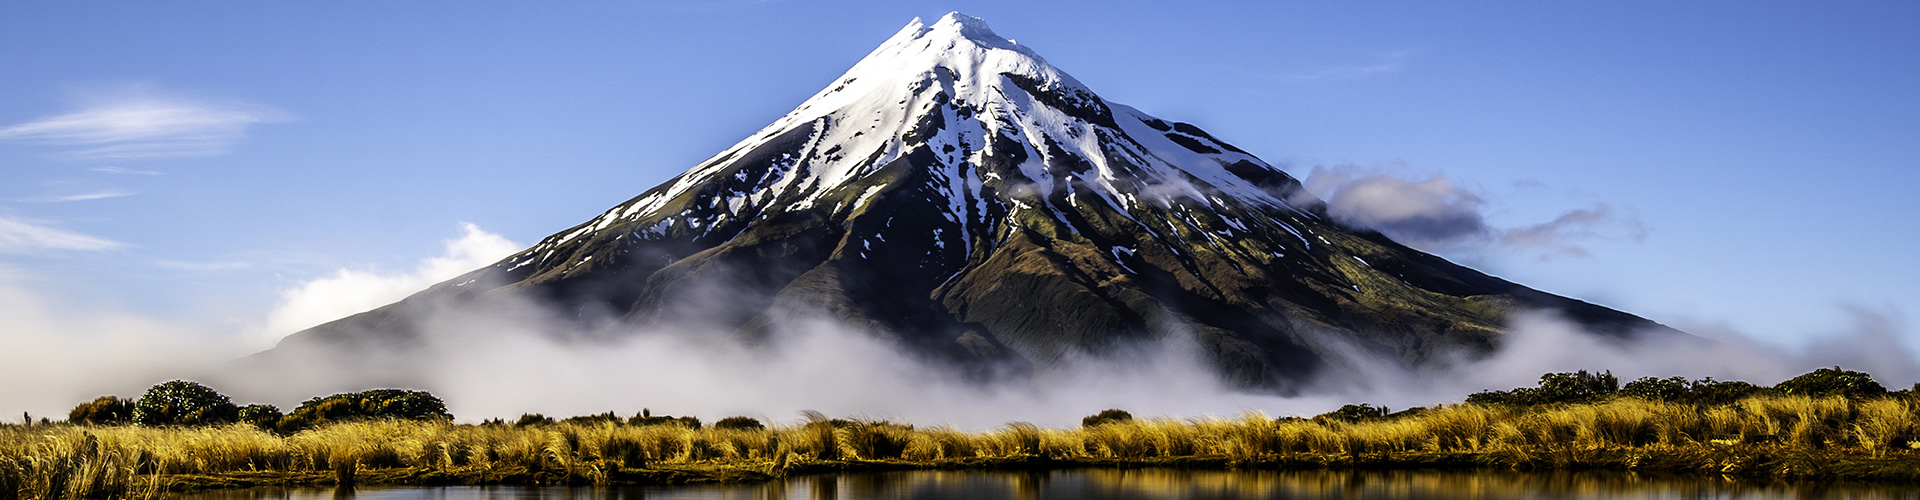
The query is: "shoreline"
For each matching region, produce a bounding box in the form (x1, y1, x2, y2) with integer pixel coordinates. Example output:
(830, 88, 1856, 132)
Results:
(15, 392, 1920, 498)
(155, 448, 1920, 493)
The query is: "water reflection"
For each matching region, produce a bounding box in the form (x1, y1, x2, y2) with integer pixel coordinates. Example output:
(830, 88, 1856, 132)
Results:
(174, 468, 1920, 500)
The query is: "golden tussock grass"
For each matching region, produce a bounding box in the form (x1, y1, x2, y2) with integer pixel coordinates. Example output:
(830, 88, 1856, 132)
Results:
(6, 394, 1920, 498)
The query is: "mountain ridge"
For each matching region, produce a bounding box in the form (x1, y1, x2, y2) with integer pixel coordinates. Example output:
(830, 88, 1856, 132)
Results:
(267, 12, 1673, 391)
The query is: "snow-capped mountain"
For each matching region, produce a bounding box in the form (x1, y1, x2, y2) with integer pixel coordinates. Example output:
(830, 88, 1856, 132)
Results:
(271, 13, 1667, 390)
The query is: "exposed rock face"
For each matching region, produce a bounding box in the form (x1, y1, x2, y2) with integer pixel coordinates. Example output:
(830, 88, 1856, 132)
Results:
(269, 13, 1670, 391)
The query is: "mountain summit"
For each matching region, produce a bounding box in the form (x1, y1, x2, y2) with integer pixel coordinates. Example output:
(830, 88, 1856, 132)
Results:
(271, 13, 1668, 390)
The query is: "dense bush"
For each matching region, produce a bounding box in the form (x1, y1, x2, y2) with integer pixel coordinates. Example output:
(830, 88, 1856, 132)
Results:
(1536, 370, 1621, 402)
(238, 404, 283, 430)
(561, 412, 624, 426)
(1621, 376, 1689, 402)
(132, 380, 238, 426)
(513, 413, 555, 427)
(1314, 404, 1389, 423)
(1081, 409, 1133, 428)
(1615, 376, 1765, 405)
(1467, 370, 1619, 406)
(1685, 378, 1764, 405)
(1775, 367, 1887, 399)
(68, 396, 135, 425)
(629, 409, 701, 429)
(713, 416, 765, 430)
(1470, 368, 1886, 408)
(277, 389, 451, 432)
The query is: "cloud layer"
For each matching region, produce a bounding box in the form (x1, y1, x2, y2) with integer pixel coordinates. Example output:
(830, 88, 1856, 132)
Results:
(0, 238, 1912, 430)
(0, 267, 236, 420)
(259, 223, 520, 346)
(0, 222, 1909, 431)
(1297, 165, 1645, 258)
(217, 293, 1917, 430)
(0, 88, 288, 160)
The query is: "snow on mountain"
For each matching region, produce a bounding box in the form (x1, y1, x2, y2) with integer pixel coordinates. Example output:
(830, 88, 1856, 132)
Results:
(513, 13, 1305, 269)
(270, 12, 1673, 391)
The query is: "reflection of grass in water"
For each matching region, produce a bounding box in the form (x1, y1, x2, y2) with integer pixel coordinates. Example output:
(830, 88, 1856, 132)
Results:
(6, 395, 1920, 498)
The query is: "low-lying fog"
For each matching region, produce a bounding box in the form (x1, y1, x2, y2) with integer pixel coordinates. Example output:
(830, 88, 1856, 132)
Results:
(3, 225, 1913, 430)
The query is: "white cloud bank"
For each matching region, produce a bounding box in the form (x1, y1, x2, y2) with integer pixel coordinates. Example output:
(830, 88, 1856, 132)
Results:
(1, 223, 1911, 431)
(0, 87, 289, 160)
(0, 223, 520, 419)
(214, 294, 1918, 430)
(258, 223, 520, 345)
(0, 267, 235, 421)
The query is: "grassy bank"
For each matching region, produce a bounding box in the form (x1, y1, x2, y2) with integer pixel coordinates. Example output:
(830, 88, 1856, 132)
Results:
(6, 394, 1920, 499)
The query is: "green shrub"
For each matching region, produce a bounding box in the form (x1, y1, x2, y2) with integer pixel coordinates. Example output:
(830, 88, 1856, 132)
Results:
(1687, 378, 1763, 405)
(133, 380, 238, 426)
(561, 412, 623, 426)
(1535, 370, 1619, 403)
(1622, 376, 1689, 401)
(628, 409, 701, 429)
(1315, 404, 1389, 423)
(513, 413, 554, 427)
(1775, 367, 1887, 399)
(68, 396, 135, 425)
(713, 416, 765, 430)
(1468, 371, 1619, 406)
(1465, 389, 1519, 406)
(1081, 409, 1133, 427)
(277, 389, 451, 432)
(238, 404, 283, 430)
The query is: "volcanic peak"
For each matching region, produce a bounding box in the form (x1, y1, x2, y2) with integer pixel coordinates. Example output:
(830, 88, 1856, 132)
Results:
(268, 13, 1675, 392)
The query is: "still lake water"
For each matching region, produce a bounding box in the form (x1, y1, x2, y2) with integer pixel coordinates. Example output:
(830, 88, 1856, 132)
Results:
(172, 469, 1920, 500)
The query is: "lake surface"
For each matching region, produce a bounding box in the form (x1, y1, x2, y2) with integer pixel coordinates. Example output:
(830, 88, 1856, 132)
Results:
(172, 468, 1920, 500)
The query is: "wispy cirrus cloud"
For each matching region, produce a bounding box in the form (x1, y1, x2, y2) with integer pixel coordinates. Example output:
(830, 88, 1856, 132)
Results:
(20, 190, 136, 203)
(0, 216, 122, 253)
(1280, 49, 1417, 82)
(0, 87, 289, 160)
(155, 260, 252, 271)
(89, 166, 162, 175)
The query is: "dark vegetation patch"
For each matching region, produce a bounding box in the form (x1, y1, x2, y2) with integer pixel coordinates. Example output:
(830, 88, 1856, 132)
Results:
(1169, 122, 1248, 155)
(1000, 73, 1115, 128)
(1163, 133, 1221, 154)
(277, 389, 451, 433)
(1081, 409, 1133, 428)
(132, 381, 238, 427)
(1464, 367, 1886, 407)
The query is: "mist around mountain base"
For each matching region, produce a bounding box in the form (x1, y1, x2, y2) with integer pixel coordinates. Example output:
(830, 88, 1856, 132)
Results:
(3, 256, 1911, 430)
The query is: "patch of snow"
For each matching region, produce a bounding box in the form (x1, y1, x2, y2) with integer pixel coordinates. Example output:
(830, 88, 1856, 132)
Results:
(556, 226, 592, 245)
(853, 185, 885, 210)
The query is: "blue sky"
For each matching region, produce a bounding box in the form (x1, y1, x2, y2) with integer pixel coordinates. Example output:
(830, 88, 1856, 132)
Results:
(1, 1, 1916, 354)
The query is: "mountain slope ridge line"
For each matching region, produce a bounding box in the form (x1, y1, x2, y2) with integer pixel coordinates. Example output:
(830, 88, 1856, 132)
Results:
(267, 12, 1675, 392)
